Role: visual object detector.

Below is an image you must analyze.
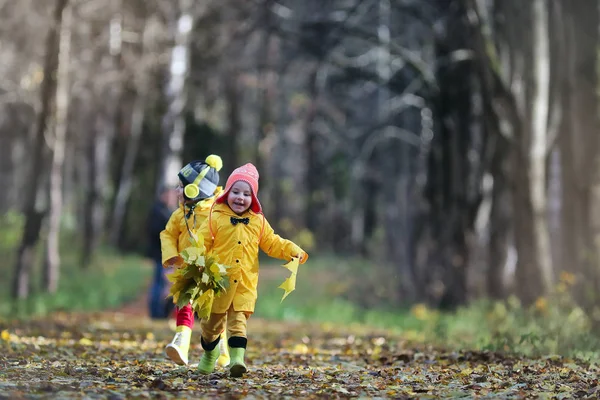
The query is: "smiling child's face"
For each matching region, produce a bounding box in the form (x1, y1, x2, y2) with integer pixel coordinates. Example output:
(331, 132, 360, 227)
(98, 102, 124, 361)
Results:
(227, 181, 252, 215)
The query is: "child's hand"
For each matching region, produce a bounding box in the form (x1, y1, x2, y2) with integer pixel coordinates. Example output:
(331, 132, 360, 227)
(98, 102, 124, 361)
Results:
(165, 256, 183, 268)
(294, 251, 308, 264)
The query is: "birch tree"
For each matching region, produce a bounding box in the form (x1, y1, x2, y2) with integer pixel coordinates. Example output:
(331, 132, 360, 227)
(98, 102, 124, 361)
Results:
(524, 0, 553, 295)
(44, 1, 72, 292)
(466, 0, 554, 304)
(158, 0, 195, 190)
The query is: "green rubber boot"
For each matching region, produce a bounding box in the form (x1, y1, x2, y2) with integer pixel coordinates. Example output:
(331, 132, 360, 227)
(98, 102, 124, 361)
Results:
(228, 347, 247, 378)
(197, 338, 221, 375)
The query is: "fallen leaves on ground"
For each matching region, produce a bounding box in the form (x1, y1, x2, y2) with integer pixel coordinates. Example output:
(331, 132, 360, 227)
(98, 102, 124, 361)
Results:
(0, 311, 598, 399)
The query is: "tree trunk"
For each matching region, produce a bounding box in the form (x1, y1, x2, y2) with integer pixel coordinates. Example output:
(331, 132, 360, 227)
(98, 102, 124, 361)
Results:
(81, 97, 119, 268)
(416, 0, 477, 308)
(546, 0, 566, 271)
(528, 0, 554, 294)
(81, 5, 123, 268)
(81, 104, 98, 269)
(304, 66, 320, 233)
(512, 151, 545, 304)
(44, 2, 72, 293)
(272, 38, 287, 225)
(12, 0, 68, 300)
(487, 134, 512, 299)
(110, 20, 151, 246)
(460, 0, 513, 300)
(495, 0, 553, 305)
(110, 92, 145, 246)
(558, 0, 600, 325)
(255, 0, 274, 196)
(465, 0, 554, 304)
(62, 125, 75, 217)
(159, 0, 193, 190)
(0, 104, 34, 213)
(224, 70, 241, 175)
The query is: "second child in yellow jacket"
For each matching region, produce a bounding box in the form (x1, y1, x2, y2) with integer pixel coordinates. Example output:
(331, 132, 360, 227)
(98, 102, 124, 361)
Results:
(195, 163, 308, 378)
(160, 155, 229, 368)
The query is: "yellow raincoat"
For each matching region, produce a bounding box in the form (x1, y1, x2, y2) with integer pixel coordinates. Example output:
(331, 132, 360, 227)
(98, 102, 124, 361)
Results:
(160, 188, 222, 266)
(197, 202, 307, 314)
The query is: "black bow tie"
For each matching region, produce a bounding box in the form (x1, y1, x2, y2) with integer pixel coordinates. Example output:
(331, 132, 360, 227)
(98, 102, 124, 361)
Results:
(231, 217, 249, 226)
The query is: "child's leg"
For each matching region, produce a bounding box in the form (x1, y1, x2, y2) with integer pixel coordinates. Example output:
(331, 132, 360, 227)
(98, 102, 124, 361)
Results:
(175, 304, 194, 328)
(217, 315, 230, 367)
(227, 309, 250, 378)
(165, 305, 194, 365)
(197, 312, 227, 374)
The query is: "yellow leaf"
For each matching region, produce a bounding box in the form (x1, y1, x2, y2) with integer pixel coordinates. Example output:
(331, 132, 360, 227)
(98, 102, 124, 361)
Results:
(1, 330, 10, 341)
(79, 338, 93, 346)
(201, 272, 209, 284)
(460, 368, 473, 376)
(292, 343, 309, 354)
(210, 263, 221, 274)
(371, 345, 382, 359)
(535, 297, 548, 313)
(282, 258, 299, 274)
(183, 247, 203, 263)
(217, 263, 227, 274)
(279, 274, 297, 302)
(279, 258, 300, 302)
(560, 271, 576, 286)
(205, 256, 216, 267)
(411, 303, 430, 320)
(169, 278, 191, 299)
(198, 297, 214, 318)
(192, 290, 215, 319)
(559, 367, 571, 378)
(166, 268, 183, 283)
(173, 378, 184, 386)
(474, 364, 488, 374)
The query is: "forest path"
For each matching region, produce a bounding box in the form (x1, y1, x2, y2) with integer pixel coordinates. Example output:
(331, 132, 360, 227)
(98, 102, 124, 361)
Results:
(0, 301, 597, 399)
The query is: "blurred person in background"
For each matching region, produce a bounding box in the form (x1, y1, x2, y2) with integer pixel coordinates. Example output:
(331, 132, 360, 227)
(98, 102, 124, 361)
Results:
(147, 185, 179, 320)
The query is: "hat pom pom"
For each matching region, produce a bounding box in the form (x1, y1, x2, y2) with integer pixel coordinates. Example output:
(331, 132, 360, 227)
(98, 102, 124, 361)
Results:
(205, 154, 223, 171)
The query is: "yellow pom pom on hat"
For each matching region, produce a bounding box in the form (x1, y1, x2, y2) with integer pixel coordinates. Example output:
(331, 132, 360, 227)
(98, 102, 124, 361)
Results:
(205, 154, 223, 171)
(178, 155, 223, 201)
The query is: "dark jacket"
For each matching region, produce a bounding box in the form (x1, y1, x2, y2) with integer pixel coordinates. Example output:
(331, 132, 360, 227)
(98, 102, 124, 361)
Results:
(146, 200, 174, 262)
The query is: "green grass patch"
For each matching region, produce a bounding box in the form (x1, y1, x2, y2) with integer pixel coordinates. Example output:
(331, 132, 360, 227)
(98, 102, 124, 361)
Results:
(0, 212, 152, 320)
(0, 249, 152, 320)
(255, 254, 600, 361)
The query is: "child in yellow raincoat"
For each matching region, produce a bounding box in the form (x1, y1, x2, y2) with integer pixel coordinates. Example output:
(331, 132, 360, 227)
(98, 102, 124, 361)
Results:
(160, 154, 229, 367)
(195, 163, 308, 377)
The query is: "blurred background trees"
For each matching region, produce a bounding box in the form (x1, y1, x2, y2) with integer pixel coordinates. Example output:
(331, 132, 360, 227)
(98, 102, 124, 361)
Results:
(1, 0, 599, 331)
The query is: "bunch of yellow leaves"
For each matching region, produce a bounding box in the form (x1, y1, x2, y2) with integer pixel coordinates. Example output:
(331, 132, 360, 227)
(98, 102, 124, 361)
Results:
(167, 237, 229, 318)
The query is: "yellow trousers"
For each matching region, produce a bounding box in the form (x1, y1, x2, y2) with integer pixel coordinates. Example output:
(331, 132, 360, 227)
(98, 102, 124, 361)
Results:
(201, 306, 251, 343)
